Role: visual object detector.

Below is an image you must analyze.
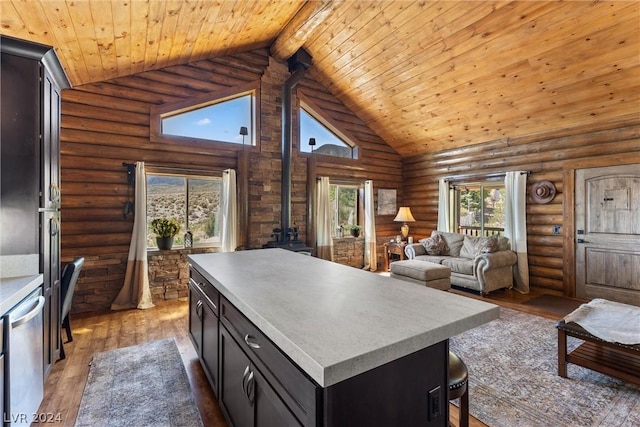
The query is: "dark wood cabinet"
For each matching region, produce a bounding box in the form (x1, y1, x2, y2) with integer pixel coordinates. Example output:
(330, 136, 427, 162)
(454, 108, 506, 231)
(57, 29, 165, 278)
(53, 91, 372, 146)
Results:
(188, 271, 220, 395)
(0, 354, 4, 427)
(219, 325, 301, 427)
(1, 35, 69, 378)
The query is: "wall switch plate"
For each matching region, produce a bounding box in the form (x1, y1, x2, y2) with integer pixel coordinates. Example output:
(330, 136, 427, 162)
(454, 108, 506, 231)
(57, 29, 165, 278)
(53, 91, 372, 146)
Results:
(553, 225, 561, 235)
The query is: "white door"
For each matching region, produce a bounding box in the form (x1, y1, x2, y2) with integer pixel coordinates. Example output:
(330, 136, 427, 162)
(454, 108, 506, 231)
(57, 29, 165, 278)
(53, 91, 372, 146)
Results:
(575, 164, 640, 306)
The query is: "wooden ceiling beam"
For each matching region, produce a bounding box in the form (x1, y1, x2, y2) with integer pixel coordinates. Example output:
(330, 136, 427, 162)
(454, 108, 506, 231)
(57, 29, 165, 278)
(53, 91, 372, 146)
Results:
(270, 0, 334, 62)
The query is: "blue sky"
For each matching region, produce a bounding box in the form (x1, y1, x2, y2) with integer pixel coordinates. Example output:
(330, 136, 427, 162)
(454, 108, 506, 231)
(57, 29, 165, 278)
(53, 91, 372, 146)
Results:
(299, 109, 347, 152)
(162, 95, 252, 145)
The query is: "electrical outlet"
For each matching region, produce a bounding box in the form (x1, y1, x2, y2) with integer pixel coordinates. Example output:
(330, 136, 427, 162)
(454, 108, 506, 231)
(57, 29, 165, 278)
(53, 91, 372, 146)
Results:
(428, 386, 441, 420)
(553, 225, 561, 235)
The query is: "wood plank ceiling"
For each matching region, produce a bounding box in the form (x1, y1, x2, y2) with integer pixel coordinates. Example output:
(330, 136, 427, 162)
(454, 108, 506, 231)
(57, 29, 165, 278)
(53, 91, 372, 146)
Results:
(1, 1, 638, 158)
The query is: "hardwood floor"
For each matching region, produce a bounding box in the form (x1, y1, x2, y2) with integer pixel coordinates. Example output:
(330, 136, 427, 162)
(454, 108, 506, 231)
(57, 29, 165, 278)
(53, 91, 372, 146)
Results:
(36, 298, 227, 426)
(37, 288, 580, 427)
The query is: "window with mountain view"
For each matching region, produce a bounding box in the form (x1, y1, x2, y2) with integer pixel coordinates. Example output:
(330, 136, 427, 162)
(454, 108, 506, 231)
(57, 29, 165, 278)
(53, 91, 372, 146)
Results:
(299, 106, 357, 159)
(160, 91, 254, 146)
(146, 174, 222, 248)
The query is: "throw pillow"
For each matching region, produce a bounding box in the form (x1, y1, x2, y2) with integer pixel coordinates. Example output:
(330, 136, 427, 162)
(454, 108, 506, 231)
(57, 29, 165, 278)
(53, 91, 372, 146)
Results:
(419, 234, 449, 255)
(497, 236, 511, 251)
(460, 236, 499, 258)
(476, 236, 498, 255)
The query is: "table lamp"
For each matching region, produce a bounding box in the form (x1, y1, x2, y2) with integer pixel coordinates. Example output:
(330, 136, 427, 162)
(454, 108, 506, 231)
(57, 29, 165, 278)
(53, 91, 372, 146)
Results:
(394, 206, 416, 240)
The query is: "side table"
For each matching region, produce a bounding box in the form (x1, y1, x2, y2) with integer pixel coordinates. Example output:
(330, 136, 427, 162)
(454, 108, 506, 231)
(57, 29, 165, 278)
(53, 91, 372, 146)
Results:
(384, 241, 407, 272)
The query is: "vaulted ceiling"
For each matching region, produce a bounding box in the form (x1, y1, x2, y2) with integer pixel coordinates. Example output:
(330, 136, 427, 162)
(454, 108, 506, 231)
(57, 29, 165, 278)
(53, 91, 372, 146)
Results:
(2, 1, 638, 157)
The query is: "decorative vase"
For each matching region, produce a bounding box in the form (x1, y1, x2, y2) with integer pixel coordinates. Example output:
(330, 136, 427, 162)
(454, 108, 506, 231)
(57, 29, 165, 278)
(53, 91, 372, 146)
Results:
(156, 236, 174, 250)
(351, 229, 360, 238)
(184, 231, 193, 248)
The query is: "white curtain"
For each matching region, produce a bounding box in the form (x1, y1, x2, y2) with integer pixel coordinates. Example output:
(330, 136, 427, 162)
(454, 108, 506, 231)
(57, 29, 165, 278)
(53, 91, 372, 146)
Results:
(315, 176, 333, 261)
(363, 180, 377, 271)
(221, 169, 238, 252)
(112, 161, 154, 310)
(437, 178, 451, 232)
(504, 171, 530, 293)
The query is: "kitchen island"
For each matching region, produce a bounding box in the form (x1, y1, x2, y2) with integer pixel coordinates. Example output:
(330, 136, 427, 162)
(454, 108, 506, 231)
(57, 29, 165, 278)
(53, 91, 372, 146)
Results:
(188, 249, 499, 427)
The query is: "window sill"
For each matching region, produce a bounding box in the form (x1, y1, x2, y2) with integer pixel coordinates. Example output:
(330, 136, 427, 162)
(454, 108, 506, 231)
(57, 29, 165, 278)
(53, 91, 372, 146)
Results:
(332, 236, 364, 242)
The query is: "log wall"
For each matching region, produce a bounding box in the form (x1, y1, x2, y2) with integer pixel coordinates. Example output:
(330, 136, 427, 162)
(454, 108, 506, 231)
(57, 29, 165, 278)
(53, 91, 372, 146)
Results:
(403, 123, 640, 296)
(61, 49, 403, 313)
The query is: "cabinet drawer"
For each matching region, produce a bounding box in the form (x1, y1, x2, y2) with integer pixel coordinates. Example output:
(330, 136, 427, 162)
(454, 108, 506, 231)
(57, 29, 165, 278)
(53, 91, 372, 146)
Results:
(189, 266, 219, 316)
(220, 297, 318, 425)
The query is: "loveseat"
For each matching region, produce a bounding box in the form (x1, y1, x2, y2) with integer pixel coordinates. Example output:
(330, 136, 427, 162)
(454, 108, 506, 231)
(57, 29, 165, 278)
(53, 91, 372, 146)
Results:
(404, 231, 518, 295)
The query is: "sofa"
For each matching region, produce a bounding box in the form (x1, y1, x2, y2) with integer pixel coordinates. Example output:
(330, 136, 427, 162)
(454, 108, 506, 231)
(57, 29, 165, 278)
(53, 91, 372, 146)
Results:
(404, 231, 518, 295)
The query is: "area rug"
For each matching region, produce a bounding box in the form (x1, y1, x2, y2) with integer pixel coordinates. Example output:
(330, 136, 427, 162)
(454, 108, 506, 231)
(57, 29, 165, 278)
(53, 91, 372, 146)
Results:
(450, 308, 640, 427)
(75, 338, 204, 427)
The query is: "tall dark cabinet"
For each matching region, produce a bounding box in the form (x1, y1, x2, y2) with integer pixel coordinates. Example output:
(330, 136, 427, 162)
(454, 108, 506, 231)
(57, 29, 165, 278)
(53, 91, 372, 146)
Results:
(1, 36, 70, 377)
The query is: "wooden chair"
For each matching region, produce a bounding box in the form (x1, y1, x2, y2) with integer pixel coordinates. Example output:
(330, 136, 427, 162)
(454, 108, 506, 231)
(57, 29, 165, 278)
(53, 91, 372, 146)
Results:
(59, 257, 84, 360)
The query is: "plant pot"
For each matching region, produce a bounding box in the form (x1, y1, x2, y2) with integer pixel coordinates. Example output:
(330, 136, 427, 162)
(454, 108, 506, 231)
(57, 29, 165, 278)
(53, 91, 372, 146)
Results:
(156, 236, 174, 250)
(351, 229, 360, 238)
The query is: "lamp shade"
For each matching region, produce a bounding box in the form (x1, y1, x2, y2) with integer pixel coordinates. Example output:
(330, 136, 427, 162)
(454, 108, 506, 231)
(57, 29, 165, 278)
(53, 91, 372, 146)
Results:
(394, 207, 416, 223)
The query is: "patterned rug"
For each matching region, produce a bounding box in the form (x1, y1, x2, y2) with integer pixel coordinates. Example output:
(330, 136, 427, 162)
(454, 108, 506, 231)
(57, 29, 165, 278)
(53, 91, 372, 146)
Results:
(450, 308, 640, 427)
(75, 338, 204, 427)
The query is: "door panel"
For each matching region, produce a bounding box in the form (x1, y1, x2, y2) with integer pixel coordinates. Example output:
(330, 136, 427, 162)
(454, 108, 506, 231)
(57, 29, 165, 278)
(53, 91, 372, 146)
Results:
(576, 164, 640, 305)
(219, 326, 254, 427)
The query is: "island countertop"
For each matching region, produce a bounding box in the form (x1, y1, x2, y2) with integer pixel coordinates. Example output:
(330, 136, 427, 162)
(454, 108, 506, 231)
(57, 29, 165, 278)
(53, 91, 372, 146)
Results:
(189, 249, 499, 387)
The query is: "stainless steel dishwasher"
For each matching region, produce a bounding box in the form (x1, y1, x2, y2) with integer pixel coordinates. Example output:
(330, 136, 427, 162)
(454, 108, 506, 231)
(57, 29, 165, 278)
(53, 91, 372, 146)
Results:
(6, 288, 45, 426)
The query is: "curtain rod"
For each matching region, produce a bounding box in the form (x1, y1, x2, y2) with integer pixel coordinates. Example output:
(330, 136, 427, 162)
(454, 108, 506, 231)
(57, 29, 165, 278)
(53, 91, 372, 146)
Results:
(129, 163, 227, 175)
(444, 170, 531, 183)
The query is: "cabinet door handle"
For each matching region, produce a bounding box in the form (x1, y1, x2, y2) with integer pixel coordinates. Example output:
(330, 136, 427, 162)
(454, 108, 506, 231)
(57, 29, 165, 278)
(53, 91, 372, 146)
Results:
(244, 334, 261, 349)
(246, 371, 255, 406)
(242, 365, 250, 397)
(50, 216, 60, 236)
(196, 300, 203, 320)
(50, 183, 60, 203)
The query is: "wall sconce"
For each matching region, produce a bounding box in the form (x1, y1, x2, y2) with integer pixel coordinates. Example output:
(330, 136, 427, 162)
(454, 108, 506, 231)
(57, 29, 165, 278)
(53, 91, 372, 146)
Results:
(239, 126, 248, 147)
(309, 137, 316, 153)
(394, 206, 416, 240)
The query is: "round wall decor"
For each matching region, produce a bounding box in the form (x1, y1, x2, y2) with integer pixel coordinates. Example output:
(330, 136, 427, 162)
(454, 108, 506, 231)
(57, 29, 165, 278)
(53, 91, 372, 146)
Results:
(531, 180, 556, 204)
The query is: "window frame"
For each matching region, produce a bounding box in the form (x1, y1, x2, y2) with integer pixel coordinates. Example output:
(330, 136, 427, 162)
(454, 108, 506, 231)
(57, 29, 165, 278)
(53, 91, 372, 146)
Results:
(451, 180, 506, 237)
(297, 93, 360, 161)
(145, 170, 223, 250)
(149, 81, 260, 150)
(329, 182, 364, 238)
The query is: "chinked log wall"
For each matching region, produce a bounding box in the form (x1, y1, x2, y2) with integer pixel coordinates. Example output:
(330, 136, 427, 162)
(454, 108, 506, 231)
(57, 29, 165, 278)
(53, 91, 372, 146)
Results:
(61, 48, 402, 313)
(403, 122, 640, 297)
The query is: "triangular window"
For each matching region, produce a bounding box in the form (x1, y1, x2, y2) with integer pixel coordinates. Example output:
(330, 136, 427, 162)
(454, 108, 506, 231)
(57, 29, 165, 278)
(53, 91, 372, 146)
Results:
(299, 104, 357, 159)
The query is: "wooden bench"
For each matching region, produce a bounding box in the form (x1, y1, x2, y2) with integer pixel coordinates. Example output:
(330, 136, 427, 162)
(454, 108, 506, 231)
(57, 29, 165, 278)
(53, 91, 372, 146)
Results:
(556, 319, 640, 386)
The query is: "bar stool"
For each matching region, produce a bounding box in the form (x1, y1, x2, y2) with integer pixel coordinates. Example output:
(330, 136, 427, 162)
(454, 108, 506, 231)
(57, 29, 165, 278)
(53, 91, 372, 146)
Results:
(449, 351, 469, 427)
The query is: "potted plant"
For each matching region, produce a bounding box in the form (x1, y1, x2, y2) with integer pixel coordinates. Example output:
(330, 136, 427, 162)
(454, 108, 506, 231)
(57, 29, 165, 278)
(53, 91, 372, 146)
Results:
(350, 225, 361, 238)
(150, 217, 180, 250)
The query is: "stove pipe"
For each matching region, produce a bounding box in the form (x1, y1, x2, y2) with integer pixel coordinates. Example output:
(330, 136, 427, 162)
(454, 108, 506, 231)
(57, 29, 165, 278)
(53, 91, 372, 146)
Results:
(280, 49, 312, 241)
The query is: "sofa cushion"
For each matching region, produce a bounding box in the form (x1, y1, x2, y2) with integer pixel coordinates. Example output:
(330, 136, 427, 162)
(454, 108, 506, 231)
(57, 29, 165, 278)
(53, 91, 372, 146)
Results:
(419, 234, 448, 255)
(460, 235, 499, 258)
(441, 257, 475, 275)
(414, 255, 446, 264)
(431, 231, 465, 256)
